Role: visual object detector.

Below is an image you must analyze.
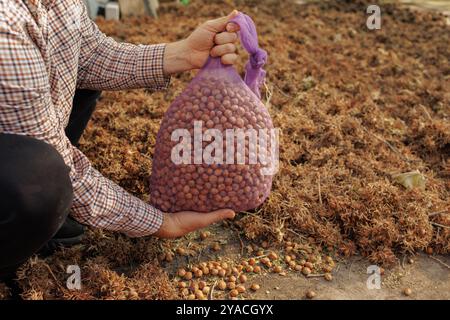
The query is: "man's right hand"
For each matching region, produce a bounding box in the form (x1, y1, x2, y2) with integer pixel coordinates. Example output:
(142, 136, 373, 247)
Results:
(153, 209, 235, 238)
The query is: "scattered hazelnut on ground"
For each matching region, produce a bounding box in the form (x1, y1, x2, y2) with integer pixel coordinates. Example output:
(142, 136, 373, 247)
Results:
(198, 281, 206, 289)
(302, 267, 312, 276)
(200, 231, 210, 240)
(189, 281, 199, 292)
(194, 269, 203, 278)
(239, 274, 247, 283)
(227, 282, 236, 290)
(253, 266, 262, 273)
(294, 265, 303, 272)
(218, 269, 226, 277)
(211, 268, 219, 276)
(178, 281, 187, 288)
(268, 252, 278, 260)
(178, 268, 186, 277)
(245, 265, 254, 273)
(323, 265, 333, 273)
(324, 273, 333, 281)
(202, 286, 210, 295)
(273, 265, 282, 273)
(165, 252, 174, 262)
(403, 288, 412, 296)
(187, 294, 196, 300)
(230, 289, 239, 298)
(184, 272, 193, 280)
(217, 280, 227, 290)
(250, 284, 260, 291)
(181, 288, 189, 296)
(212, 243, 221, 251)
(195, 290, 205, 300)
(201, 266, 210, 275)
(236, 285, 246, 293)
(176, 247, 186, 255)
(305, 290, 316, 299)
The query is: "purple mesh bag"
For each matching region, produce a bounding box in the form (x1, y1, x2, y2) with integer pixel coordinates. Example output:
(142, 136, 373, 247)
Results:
(149, 13, 276, 213)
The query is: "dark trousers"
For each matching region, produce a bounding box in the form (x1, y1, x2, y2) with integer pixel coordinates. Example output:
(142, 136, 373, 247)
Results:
(0, 90, 101, 279)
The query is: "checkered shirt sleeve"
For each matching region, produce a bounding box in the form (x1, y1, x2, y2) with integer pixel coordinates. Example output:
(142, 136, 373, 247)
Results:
(0, 1, 166, 237)
(77, 4, 170, 91)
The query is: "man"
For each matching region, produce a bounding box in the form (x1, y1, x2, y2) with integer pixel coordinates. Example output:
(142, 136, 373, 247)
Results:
(0, 0, 239, 280)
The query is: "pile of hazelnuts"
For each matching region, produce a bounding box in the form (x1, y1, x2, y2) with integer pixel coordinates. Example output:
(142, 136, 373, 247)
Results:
(150, 76, 275, 213)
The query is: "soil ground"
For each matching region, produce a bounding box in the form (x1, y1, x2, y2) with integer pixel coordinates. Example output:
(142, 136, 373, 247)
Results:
(166, 225, 449, 300)
(252, 254, 450, 300)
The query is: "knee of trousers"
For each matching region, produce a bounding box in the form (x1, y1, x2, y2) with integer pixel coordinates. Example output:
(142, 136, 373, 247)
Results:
(0, 134, 74, 269)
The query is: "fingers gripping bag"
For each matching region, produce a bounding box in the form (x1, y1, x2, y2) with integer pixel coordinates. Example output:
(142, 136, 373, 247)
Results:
(149, 13, 278, 213)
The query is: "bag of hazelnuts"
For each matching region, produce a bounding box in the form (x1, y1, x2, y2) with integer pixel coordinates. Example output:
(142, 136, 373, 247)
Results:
(150, 13, 278, 213)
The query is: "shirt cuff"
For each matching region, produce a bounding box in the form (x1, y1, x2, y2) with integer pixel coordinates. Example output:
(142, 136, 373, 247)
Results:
(124, 199, 164, 237)
(136, 43, 171, 91)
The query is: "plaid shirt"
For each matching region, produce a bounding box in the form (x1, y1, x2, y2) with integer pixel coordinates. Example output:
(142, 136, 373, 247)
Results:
(0, 0, 168, 237)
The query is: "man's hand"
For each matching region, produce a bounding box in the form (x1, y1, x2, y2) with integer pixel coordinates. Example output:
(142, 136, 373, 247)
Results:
(163, 10, 240, 75)
(154, 209, 235, 238)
